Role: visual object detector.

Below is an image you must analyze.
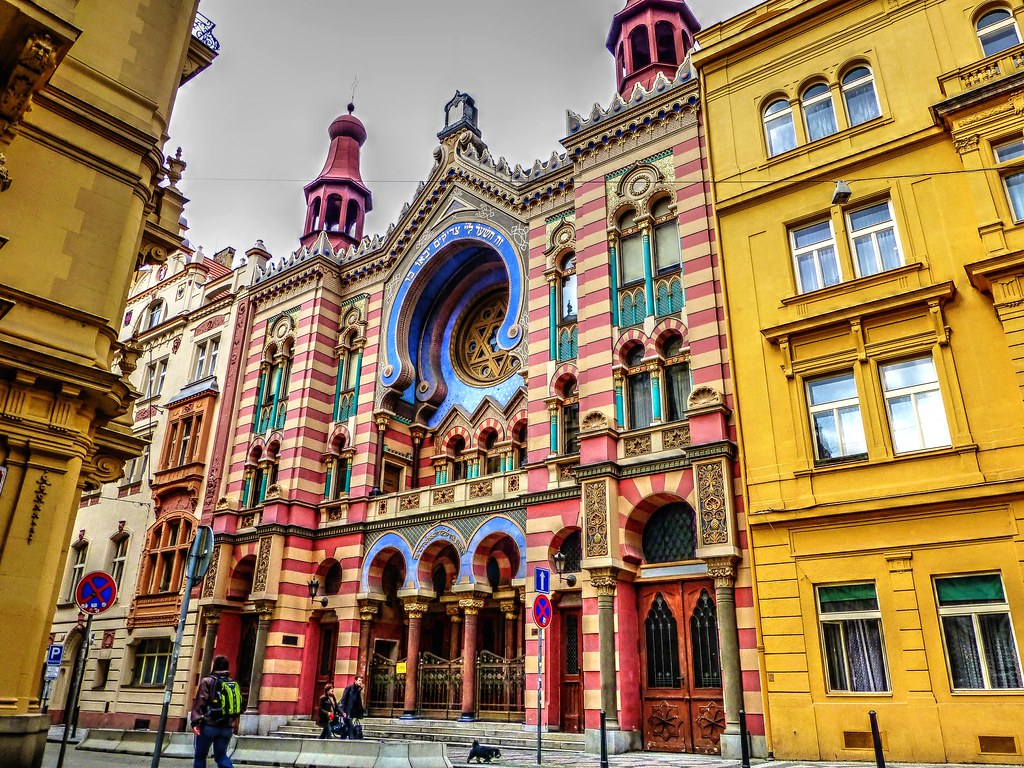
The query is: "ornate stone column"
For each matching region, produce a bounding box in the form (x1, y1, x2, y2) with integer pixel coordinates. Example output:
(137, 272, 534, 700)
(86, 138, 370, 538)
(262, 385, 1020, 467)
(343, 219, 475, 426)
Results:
(446, 603, 462, 659)
(370, 413, 389, 496)
(590, 567, 620, 729)
(357, 601, 379, 681)
(410, 428, 425, 489)
(707, 556, 742, 743)
(245, 600, 275, 715)
(402, 599, 429, 717)
(500, 600, 518, 659)
(199, 608, 221, 677)
(459, 597, 485, 721)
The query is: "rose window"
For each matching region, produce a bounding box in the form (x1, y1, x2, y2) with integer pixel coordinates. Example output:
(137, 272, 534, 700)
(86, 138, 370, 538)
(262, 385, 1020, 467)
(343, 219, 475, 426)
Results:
(453, 290, 520, 386)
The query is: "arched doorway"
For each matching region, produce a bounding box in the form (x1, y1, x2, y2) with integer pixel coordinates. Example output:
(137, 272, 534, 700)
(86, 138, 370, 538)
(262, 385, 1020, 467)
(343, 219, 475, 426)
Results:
(636, 502, 725, 754)
(367, 550, 407, 717)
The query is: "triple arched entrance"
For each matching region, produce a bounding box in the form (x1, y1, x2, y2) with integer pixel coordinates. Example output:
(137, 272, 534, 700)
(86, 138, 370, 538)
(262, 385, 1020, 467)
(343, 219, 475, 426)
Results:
(353, 520, 527, 721)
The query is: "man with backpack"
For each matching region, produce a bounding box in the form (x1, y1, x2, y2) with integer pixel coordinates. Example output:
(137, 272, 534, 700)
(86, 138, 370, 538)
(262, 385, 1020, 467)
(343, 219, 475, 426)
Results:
(191, 655, 242, 767)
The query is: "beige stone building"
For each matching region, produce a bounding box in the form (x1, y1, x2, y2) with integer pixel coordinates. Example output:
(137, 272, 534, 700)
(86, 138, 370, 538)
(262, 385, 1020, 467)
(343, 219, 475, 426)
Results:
(0, 2, 217, 765)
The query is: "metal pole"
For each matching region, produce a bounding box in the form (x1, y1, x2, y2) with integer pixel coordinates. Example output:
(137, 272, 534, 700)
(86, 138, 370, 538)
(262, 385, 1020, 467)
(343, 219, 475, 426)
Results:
(599, 709, 609, 768)
(56, 613, 92, 768)
(536, 627, 543, 766)
(150, 580, 195, 768)
(740, 709, 751, 768)
(869, 710, 886, 768)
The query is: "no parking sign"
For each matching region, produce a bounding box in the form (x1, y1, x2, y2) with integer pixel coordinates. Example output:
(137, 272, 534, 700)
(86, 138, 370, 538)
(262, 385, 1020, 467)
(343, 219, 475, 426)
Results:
(75, 571, 117, 615)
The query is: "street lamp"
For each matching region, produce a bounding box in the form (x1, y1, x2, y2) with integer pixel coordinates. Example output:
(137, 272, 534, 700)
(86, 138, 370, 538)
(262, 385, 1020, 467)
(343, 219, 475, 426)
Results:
(552, 551, 577, 588)
(307, 577, 328, 607)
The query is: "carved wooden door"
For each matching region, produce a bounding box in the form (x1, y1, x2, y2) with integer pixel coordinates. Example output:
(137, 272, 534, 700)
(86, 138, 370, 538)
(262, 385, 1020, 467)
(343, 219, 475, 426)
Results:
(559, 609, 583, 734)
(310, 621, 338, 718)
(638, 581, 725, 754)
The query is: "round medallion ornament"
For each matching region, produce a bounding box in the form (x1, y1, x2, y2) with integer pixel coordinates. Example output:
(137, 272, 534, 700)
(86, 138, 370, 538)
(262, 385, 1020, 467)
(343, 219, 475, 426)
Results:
(452, 290, 520, 387)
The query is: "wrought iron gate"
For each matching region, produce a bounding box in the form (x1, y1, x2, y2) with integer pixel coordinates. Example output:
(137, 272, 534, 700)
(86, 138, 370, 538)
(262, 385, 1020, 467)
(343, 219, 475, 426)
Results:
(417, 652, 463, 718)
(368, 653, 405, 717)
(476, 651, 526, 721)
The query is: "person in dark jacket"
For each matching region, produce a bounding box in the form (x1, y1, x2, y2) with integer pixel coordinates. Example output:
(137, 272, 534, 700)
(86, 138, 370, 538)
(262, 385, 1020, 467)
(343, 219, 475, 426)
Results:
(317, 683, 339, 739)
(190, 655, 236, 768)
(339, 674, 365, 721)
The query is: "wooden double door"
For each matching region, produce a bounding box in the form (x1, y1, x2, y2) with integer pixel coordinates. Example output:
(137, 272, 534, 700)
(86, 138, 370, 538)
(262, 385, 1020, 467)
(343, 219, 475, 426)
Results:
(638, 581, 725, 754)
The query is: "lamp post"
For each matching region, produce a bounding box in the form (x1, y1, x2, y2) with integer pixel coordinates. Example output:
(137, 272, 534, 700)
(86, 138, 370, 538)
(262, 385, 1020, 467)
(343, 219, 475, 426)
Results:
(307, 577, 328, 607)
(553, 551, 577, 588)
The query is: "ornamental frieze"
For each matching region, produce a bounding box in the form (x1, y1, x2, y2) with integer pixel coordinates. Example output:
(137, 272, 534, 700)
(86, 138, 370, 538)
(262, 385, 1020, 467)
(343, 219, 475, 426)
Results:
(253, 536, 272, 592)
(583, 480, 609, 557)
(696, 462, 729, 547)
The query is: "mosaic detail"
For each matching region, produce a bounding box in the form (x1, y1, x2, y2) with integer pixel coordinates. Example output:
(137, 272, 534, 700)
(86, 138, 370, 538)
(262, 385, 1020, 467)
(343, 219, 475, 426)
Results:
(413, 525, 466, 558)
(584, 481, 609, 557)
(696, 462, 728, 546)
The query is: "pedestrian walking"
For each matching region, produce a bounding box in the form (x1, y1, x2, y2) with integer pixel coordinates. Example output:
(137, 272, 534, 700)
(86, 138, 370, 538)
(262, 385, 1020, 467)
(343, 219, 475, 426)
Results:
(338, 674, 365, 738)
(317, 683, 339, 739)
(191, 655, 242, 768)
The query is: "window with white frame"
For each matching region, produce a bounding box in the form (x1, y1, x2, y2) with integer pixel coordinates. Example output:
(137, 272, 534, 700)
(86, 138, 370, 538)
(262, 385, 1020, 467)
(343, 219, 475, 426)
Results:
(109, 535, 129, 589)
(935, 573, 1023, 690)
(995, 137, 1024, 222)
(764, 98, 797, 157)
(142, 358, 167, 399)
(791, 219, 841, 293)
(848, 200, 903, 277)
(841, 66, 881, 127)
(806, 372, 867, 461)
(144, 300, 165, 330)
(802, 83, 838, 142)
(66, 543, 88, 601)
(817, 582, 890, 693)
(880, 357, 951, 453)
(192, 336, 220, 381)
(130, 638, 172, 687)
(977, 9, 1021, 57)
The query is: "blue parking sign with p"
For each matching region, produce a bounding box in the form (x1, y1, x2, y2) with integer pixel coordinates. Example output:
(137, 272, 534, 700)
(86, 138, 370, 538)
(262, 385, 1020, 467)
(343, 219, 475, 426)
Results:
(46, 644, 63, 665)
(534, 567, 550, 595)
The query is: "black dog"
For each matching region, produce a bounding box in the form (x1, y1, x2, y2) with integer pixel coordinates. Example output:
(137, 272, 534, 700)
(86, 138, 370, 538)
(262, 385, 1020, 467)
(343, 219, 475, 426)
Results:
(468, 739, 501, 763)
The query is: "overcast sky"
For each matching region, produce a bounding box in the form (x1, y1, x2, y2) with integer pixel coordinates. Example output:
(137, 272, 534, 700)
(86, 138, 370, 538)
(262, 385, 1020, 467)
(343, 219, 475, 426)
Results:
(168, 0, 757, 259)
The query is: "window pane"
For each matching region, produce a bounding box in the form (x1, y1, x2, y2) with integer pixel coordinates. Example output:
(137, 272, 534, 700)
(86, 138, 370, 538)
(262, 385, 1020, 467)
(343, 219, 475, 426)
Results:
(886, 394, 919, 453)
(942, 615, 985, 689)
(560, 272, 577, 321)
(654, 222, 680, 271)
(822, 623, 850, 691)
(981, 24, 1020, 57)
(845, 618, 889, 692)
(979, 613, 1023, 688)
(793, 221, 832, 249)
(808, 374, 857, 405)
(766, 113, 796, 156)
(665, 362, 691, 422)
(936, 574, 1006, 605)
(805, 98, 837, 142)
(620, 234, 645, 284)
(917, 390, 952, 448)
(995, 140, 1024, 163)
(838, 405, 867, 454)
(813, 411, 840, 458)
(1005, 172, 1024, 220)
(819, 245, 841, 287)
(819, 583, 879, 612)
(854, 235, 880, 276)
(628, 371, 653, 429)
(798, 252, 821, 291)
(849, 202, 891, 231)
(876, 228, 900, 270)
(844, 80, 881, 125)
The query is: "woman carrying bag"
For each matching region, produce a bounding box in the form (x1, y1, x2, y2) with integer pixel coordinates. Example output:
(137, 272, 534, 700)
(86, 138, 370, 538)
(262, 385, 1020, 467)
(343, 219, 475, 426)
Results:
(317, 683, 338, 739)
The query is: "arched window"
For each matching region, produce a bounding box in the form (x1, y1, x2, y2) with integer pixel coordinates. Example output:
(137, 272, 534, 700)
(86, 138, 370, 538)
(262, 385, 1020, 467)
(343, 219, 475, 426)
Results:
(450, 436, 468, 482)
(630, 25, 651, 69)
(557, 530, 583, 574)
(140, 515, 194, 595)
(642, 503, 697, 563)
(977, 8, 1021, 56)
(841, 66, 881, 127)
(802, 83, 838, 142)
(763, 98, 796, 157)
(559, 253, 577, 322)
(655, 21, 677, 65)
(514, 422, 528, 469)
(651, 197, 681, 274)
(324, 194, 343, 232)
(344, 199, 361, 238)
(324, 562, 343, 595)
(144, 300, 165, 330)
(483, 430, 501, 475)
(626, 346, 653, 430)
(562, 379, 580, 455)
(617, 43, 626, 81)
(663, 336, 691, 422)
(310, 197, 322, 231)
(618, 210, 644, 286)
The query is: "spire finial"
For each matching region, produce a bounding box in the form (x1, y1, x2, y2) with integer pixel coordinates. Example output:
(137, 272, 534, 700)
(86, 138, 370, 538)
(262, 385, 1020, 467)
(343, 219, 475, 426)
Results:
(350, 75, 359, 111)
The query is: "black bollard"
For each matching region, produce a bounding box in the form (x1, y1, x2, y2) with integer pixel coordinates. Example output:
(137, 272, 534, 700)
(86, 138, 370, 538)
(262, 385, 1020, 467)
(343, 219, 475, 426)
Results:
(740, 709, 751, 768)
(600, 709, 609, 768)
(868, 710, 886, 768)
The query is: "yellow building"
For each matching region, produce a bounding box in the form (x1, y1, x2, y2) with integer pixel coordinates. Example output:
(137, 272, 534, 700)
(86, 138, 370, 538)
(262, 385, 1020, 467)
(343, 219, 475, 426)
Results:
(694, 0, 1024, 762)
(0, 2, 216, 766)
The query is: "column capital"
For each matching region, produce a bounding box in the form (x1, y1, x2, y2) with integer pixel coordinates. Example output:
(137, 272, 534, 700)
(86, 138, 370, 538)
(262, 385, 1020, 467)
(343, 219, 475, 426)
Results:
(202, 607, 222, 626)
(705, 555, 739, 588)
(403, 598, 430, 618)
(254, 599, 275, 620)
(446, 603, 463, 622)
(358, 599, 381, 621)
(458, 597, 486, 615)
(374, 413, 391, 431)
(589, 566, 619, 596)
(499, 600, 517, 618)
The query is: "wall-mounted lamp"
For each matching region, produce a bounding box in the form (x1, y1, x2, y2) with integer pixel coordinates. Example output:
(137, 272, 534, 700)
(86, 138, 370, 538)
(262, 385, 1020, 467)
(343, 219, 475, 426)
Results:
(831, 180, 852, 206)
(307, 577, 328, 607)
(553, 551, 578, 588)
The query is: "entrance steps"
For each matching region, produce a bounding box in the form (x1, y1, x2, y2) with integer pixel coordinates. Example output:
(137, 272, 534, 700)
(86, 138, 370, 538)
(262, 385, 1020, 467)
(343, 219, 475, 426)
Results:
(272, 716, 585, 752)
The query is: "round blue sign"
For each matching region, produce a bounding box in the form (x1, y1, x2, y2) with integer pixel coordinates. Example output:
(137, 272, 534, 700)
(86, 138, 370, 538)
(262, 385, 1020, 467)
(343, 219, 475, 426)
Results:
(75, 570, 117, 615)
(533, 594, 552, 628)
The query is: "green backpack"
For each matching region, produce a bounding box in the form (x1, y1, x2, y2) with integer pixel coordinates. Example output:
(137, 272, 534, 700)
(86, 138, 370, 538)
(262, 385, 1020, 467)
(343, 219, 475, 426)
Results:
(206, 675, 243, 721)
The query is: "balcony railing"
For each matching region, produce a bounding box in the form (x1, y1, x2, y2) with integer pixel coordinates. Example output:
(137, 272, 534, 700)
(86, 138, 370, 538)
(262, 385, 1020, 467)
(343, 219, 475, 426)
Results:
(371, 471, 525, 518)
(192, 12, 221, 51)
(938, 44, 1024, 99)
